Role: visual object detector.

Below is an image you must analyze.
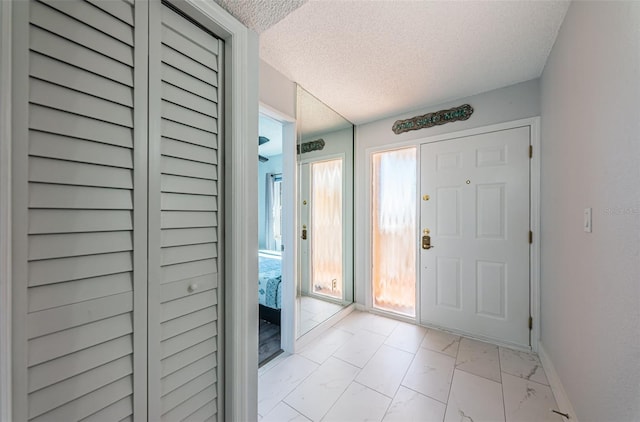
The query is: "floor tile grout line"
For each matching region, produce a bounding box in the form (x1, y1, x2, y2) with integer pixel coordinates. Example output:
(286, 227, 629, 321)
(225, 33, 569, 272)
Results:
(261, 355, 321, 417)
(398, 383, 450, 406)
(500, 370, 552, 388)
(499, 342, 507, 422)
(455, 366, 503, 385)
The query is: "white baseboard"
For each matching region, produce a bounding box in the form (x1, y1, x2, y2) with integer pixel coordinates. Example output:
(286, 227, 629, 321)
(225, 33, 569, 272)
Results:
(538, 341, 579, 421)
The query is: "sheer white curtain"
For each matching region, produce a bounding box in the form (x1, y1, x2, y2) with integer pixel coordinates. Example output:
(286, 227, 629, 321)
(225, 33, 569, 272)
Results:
(311, 159, 343, 299)
(371, 147, 417, 316)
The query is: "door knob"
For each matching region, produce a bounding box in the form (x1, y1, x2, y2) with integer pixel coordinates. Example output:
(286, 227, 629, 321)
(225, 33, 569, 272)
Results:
(422, 235, 434, 249)
(422, 229, 434, 249)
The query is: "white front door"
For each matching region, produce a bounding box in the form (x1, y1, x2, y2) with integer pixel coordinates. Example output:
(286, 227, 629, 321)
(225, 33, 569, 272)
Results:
(420, 126, 531, 347)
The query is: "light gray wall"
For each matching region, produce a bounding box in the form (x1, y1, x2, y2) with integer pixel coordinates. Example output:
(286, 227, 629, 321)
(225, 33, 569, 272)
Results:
(259, 59, 295, 118)
(258, 154, 283, 250)
(354, 80, 540, 305)
(539, 2, 640, 421)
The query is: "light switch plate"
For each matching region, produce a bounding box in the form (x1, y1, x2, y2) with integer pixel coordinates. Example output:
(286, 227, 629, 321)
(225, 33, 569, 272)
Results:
(584, 208, 592, 233)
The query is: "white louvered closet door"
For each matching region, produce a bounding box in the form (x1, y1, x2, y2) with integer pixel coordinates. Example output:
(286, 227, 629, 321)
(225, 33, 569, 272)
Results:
(12, 0, 148, 421)
(147, 4, 223, 422)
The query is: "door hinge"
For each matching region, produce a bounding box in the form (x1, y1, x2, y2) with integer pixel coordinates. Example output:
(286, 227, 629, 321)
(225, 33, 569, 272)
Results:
(529, 145, 533, 158)
(529, 230, 533, 244)
(528, 316, 533, 330)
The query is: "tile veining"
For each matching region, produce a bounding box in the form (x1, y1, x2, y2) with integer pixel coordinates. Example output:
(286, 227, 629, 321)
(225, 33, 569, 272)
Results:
(259, 311, 559, 422)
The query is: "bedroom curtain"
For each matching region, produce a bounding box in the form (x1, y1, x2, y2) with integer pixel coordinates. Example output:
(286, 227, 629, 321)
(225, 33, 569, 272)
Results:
(265, 173, 282, 251)
(265, 173, 275, 250)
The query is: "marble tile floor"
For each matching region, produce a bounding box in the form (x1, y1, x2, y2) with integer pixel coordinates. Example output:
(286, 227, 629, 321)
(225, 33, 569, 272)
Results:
(298, 295, 346, 335)
(258, 310, 562, 422)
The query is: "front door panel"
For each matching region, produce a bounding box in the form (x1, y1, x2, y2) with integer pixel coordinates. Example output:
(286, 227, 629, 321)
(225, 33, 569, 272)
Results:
(420, 126, 530, 347)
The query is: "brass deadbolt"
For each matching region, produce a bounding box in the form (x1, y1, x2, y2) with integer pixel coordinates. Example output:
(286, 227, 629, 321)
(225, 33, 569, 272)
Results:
(422, 194, 430, 201)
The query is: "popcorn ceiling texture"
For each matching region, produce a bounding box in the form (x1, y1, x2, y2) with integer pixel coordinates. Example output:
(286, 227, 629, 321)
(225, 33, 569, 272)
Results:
(213, 0, 308, 34)
(258, 0, 570, 125)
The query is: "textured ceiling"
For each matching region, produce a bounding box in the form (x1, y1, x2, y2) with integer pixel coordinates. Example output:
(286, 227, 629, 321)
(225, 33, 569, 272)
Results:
(259, 0, 570, 125)
(213, 0, 308, 33)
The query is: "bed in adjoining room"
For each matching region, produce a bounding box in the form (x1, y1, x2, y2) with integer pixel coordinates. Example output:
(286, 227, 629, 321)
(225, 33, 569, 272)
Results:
(258, 249, 282, 325)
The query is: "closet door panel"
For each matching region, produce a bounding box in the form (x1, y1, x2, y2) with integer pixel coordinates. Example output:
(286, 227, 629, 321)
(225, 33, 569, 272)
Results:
(148, 4, 223, 420)
(12, 0, 147, 420)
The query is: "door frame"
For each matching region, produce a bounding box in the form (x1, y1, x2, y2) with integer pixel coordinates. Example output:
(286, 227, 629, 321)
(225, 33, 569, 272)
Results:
(363, 117, 541, 351)
(0, 0, 13, 419)
(259, 103, 297, 354)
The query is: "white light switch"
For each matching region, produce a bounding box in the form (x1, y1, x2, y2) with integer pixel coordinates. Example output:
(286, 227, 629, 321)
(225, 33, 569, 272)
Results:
(584, 208, 592, 233)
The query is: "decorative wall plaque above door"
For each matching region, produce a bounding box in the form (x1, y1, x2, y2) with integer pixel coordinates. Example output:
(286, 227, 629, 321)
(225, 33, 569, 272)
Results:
(392, 104, 474, 135)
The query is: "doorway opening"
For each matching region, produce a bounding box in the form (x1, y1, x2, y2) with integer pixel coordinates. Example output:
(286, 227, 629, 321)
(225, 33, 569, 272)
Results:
(258, 114, 285, 366)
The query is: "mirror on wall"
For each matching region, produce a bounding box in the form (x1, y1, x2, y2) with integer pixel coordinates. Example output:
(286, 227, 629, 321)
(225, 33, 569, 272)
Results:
(296, 85, 354, 337)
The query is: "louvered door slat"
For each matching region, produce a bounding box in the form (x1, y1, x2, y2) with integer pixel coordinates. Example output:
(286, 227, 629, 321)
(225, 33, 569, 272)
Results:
(162, 306, 217, 340)
(29, 231, 132, 260)
(162, 45, 218, 86)
(28, 335, 133, 393)
(160, 353, 216, 396)
(39, 0, 134, 46)
(161, 259, 217, 284)
(29, 376, 133, 422)
(161, 227, 218, 248)
(79, 396, 133, 422)
(162, 193, 218, 212)
(29, 209, 133, 234)
(28, 356, 132, 419)
(161, 384, 216, 422)
(160, 26, 218, 70)
(161, 6, 218, 56)
(85, 0, 133, 25)
(161, 291, 217, 323)
(30, 105, 133, 148)
(161, 340, 217, 378)
(162, 155, 217, 180)
(19, 1, 140, 420)
(161, 137, 218, 164)
(29, 78, 134, 127)
(161, 324, 217, 361)
(30, 1, 133, 66)
(28, 313, 132, 367)
(162, 64, 217, 101)
(29, 131, 134, 169)
(30, 52, 133, 107)
(160, 274, 217, 303)
(186, 401, 217, 422)
(29, 272, 131, 312)
(29, 156, 133, 189)
(162, 81, 217, 116)
(29, 251, 133, 286)
(29, 26, 133, 86)
(27, 292, 133, 339)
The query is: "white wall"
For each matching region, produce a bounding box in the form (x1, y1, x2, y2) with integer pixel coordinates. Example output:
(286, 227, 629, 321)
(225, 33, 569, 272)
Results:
(259, 59, 296, 118)
(258, 154, 283, 249)
(539, 2, 640, 421)
(354, 80, 540, 305)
